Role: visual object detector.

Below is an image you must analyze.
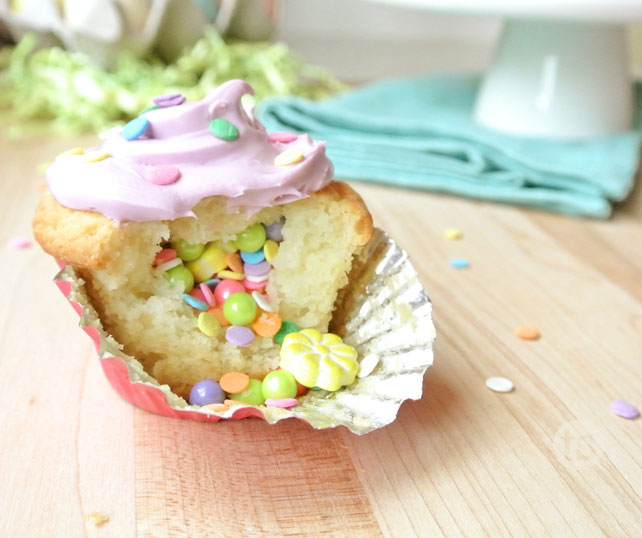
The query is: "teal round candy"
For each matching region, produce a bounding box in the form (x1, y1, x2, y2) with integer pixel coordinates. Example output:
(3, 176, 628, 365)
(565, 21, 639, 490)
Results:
(262, 370, 297, 400)
(171, 239, 205, 262)
(122, 117, 150, 140)
(229, 379, 265, 406)
(274, 320, 300, 346)
(209, 118, 239, 141)
(165, 265, 194, 293)
(235, 223, 266, 252)
(222, 292, 257, 326)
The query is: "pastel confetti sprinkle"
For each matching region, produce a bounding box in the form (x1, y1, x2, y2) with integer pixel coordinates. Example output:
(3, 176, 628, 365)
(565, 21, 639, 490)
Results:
(251, 291, 274, 312)
(225, 325, 255, 347)
(610, 400, 639, 419)
(79, 151, 110, 163)
(274, 148, 304, 166)
(182, 293, 208, 311)
(143, 165, 181, 185)
(515, 326, 540, 340)
(450, 258, 470, 269)
(209, 118, 239, 141)
(265, 398, 298, 408)
(444, 228, 462, 240)
(122, 117, 150, 141)
(56, 147, 83, 159)
(357, 353, 380, 378)
(268, 131, 298, 143)
(485, 377, 514, 393)
(7, 236, 31, 249)
(152, 93, 186, 107)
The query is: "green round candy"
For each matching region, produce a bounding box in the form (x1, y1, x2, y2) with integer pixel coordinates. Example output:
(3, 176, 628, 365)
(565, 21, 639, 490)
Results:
(262, 370, 297, 400)
(171, 239, 205, 262)
(274, 320, 300, 346)
(209, 118, 239, 141)
(235, 223, 266, 252)
(222, 292, 257, 326)
(165, 265, 194, 293)
(230, 379, 265, 406)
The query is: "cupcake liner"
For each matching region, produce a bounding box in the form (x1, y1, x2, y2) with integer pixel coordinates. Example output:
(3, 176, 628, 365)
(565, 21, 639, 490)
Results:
(53, 228, 435, 434)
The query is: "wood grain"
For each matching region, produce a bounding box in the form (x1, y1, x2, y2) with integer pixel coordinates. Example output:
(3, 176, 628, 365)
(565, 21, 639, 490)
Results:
(0, 133, 641, 537)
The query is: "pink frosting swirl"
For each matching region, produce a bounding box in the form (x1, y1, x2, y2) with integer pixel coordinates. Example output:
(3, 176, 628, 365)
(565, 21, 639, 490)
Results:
(46, 80, 333, 222)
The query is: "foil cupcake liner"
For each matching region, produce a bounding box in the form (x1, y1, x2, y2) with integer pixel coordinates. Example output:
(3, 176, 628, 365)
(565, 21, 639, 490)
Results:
(53, 228, 435, 434)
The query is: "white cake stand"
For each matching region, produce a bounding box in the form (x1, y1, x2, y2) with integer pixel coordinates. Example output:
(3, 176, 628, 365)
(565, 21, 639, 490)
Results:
(367, 0, 642, 139)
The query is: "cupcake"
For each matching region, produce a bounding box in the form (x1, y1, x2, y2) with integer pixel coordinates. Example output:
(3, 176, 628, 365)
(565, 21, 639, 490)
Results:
(34, 80, 435, 432)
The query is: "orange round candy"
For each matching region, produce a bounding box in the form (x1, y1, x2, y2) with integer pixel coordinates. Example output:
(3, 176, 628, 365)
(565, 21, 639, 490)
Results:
(251, 312, 282, 337)
(208, 307, 230, 327)
(219, 372, 250, 394)
(225, 252, 244, 274)
(515, 326, 540, 340)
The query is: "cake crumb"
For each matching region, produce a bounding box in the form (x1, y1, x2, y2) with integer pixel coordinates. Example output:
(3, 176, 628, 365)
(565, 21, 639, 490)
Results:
(85, 512, 109, 527)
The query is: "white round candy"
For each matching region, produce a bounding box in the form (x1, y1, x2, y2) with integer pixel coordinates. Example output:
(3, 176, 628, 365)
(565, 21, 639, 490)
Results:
(357, 353, 380, 378)
(485, 376, 514, 393)
(251, 291, 274, 312)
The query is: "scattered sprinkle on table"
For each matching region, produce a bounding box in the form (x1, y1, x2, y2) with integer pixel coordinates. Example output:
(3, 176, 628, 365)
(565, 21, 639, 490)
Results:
(515, 326, 540, 340)
(610, 399, 639, 419)
(444, 227, 462, 240)
(85, 512, 109, 527)
(485, 376, 514, 393)
(7, 236, 31, 250)
(450, 258, 470, 269)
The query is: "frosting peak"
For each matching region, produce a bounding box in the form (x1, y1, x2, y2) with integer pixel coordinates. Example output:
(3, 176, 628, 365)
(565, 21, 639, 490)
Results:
(46, 80, 333, 222)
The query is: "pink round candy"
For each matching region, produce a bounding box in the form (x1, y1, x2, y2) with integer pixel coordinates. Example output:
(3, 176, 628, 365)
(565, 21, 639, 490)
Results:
(189, 287, 207, 303)
(199, 283, 215, 307)
(265, 398, 298, 408)
(143, 165, 181, 185)
(242, 279, 266, 291)
(225, 325, 254, 347)
(214, 279, 246, 305)
(268, 131, 298, 143)
(610, 399, 639, 419)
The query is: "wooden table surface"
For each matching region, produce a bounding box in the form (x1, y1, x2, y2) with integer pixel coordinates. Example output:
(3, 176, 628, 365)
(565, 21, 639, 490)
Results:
(1, 133, 641, 538)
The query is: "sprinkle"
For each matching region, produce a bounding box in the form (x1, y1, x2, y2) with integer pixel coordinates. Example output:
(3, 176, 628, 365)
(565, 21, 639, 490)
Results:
(251, 291, 274, 312)
(217, 270, 244, 280)
(209, 118, 239, 141)
(56, 147, 83, 159)
(610, 400, 639, 419)
(444, 228, 462, 240)
(225, 252, 244, 273)
(152, 93, 185, 107)
(183, 293, 208, 311)
(85, 512, 109, 527)
(242, 279, 266, 291)
(204, 278, 221, 289)
(201, 403, 228, 413)
(122, 116, 150, 141)
(199, 282, 215, 307)
(274, 320, 299, 346)
(156, 258, 182, 272)
(244, 260, 271, 276)
(219, 372, 250, 394)
(263, 240, 279, 263)
(7, 236, 31, 250)
(245, 273, 269, 283)
(153, 248, 177, 266)
(240, 248, 265, 264)
(224, 399, 242, 406)
(450, 258, 470, 269)
(274, 148, 304, 166)
(265, 398, 298, 408)
(79, 151, 110, 163)
(143, 165, 181, 185)
(208, 307, 230, 327)
(485, 376, 514, 393)
(140, 105, 159, 114)
(251, 311, 282, 337)
(265, 219, 284, 241)
(197, 311, 221, 337)
(225, 325, 255, 347)
(268, 131, 298, 143)
(515, 326, 540, 340)
(357, 353, 380, 378)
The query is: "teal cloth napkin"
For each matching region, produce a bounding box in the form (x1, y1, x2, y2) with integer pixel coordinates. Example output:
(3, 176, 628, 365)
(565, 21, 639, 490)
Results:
(258, 74, 642, 218)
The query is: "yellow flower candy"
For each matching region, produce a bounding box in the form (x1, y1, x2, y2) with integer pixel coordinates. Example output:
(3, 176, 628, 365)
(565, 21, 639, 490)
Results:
(279, 329, 359, 391)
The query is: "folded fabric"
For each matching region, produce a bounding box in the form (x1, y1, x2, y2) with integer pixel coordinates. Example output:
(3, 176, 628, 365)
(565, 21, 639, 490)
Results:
(258, 74, 642, 218)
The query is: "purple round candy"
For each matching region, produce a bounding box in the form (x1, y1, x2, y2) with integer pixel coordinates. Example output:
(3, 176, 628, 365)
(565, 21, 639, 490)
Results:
(226, 325, 255, 347)
(243, 260, 271, 276)
(610, 399, 639, 419)
(152, 93, 186, 107)
(265, 219, 284, 242)
(189, 379, 225, 406)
